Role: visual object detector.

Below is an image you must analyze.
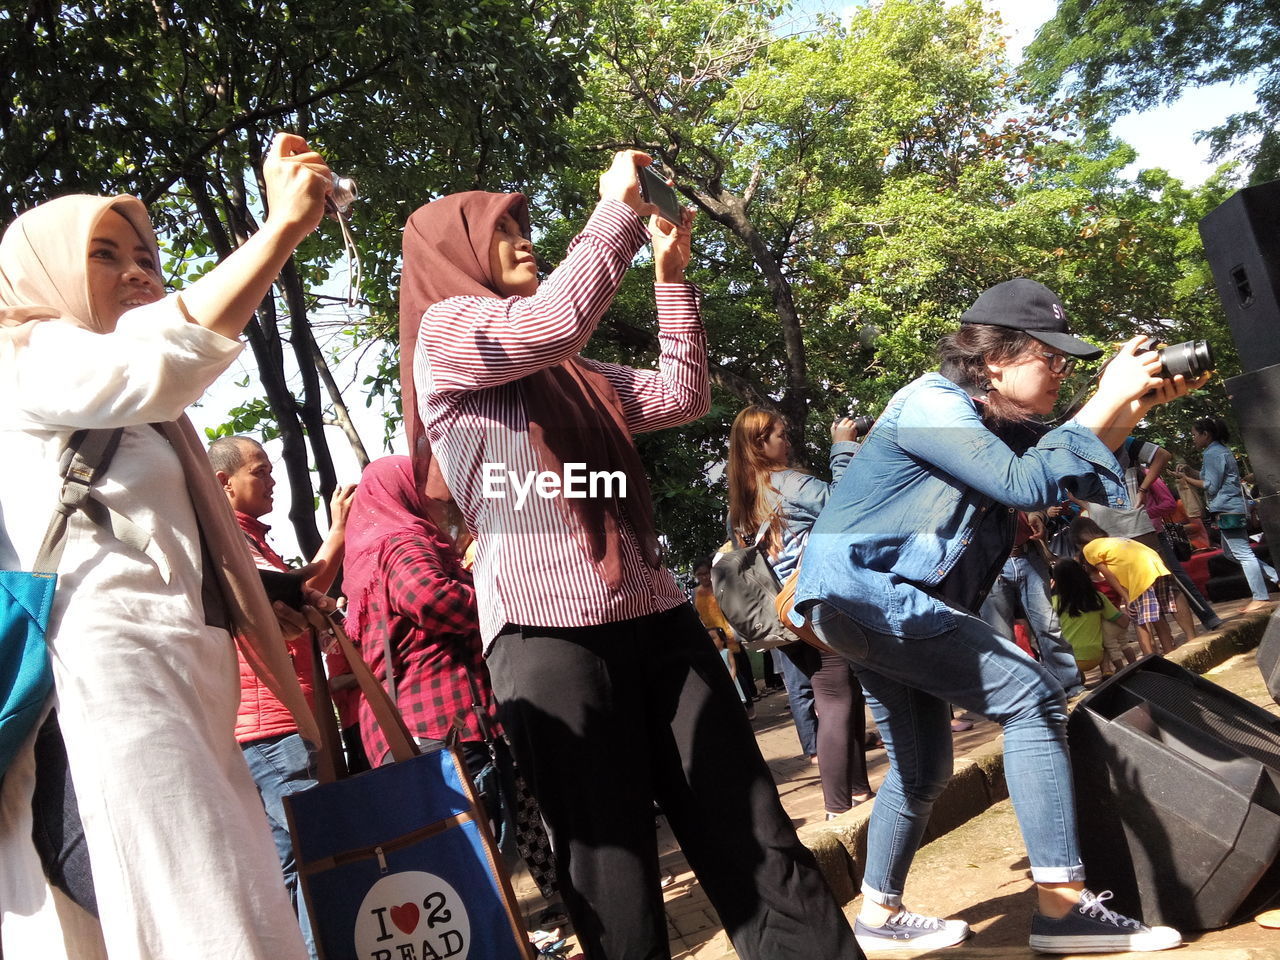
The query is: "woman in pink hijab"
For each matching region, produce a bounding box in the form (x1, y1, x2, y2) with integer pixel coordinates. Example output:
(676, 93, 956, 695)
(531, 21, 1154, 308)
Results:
(0, 133, 332, 959)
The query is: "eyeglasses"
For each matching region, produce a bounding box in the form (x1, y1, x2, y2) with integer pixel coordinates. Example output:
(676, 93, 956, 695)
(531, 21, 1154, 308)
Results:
(1037, 352, 1076, 376)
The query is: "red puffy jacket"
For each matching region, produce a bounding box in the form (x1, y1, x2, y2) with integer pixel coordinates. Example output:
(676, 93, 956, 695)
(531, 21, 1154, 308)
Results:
(233, 512, 317, 743)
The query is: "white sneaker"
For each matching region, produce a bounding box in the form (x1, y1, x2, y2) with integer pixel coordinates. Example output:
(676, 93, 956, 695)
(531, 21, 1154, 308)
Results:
(1029, 889, 1182, 953)
(854, 909, 971, 951)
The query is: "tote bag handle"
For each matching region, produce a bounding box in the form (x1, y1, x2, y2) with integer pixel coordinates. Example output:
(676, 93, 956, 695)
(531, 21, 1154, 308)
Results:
(302, 608, 419, 782)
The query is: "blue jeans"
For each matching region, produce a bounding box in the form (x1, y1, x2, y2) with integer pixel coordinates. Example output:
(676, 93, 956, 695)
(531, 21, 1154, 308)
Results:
(1219, 527, 1278, 601)
(980, 554, 1083, 696)
(808, 601, 1084, 905)
(1156, 530, 1221, 627)
(773, 642, 819, 757)
(242, 732, 319, 960)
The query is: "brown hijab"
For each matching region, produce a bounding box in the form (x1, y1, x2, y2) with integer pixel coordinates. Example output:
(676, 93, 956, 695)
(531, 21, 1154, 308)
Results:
(0, 194, 318, 744)
(400, 191, 661, 587)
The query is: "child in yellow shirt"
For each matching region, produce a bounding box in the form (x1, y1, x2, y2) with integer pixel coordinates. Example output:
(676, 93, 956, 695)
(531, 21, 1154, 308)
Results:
(1070, 517, 1195, 655)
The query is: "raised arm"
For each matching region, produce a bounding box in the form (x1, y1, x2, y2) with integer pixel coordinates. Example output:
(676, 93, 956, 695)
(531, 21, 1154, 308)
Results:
(897, 379, 1120, 511)
(422, 201, 650, 392)
(306, 483, 357, 595)
(179, 133, 332, 340)
(1072, 338, 1208, 450)
(383, 537, 477, 639)
(421, 151, 675, 394)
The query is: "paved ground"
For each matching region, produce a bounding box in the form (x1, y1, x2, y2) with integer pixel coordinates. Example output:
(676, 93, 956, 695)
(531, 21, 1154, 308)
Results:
(513, 597, 1280, 959)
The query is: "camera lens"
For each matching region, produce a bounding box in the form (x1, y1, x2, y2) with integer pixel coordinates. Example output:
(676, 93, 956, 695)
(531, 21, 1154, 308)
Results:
(852, 415, 875, 438)
(1157, 340, 1214, 379)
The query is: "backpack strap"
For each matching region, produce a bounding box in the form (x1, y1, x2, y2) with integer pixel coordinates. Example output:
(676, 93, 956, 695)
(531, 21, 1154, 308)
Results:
(725, 511, 776, 550)
(33, 428, 150, 574)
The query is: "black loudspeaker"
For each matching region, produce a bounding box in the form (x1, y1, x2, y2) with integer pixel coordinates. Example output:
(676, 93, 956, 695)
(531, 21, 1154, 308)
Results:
(1225, 364, 1280, 577)
(1259, 609, 1280, 707)
(1070, 656, 1280, 929)
(1200, 180, 1280, 372)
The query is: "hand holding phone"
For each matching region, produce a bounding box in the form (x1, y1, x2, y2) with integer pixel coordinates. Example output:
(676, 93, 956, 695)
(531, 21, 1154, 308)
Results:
(637, 164, 685, 227)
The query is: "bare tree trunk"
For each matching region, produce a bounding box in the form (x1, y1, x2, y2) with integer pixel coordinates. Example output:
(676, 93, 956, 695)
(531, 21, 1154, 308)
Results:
(188, 172, 323, 557)
(311, 343, 371, 469)
(695, 189, 811, 455)
(278, 258, 339, 527)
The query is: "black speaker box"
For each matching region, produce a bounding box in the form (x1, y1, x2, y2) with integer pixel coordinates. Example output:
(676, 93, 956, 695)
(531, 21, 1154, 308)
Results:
(1200, 180, 1280, 372)
(1259, 608, 1280, 707)
(1070, 656, 1280, 929)
(1225, 364, 1280, 577)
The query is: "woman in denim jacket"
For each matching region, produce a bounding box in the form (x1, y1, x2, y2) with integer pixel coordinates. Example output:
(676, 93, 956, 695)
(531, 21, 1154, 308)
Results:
(1179, 416, 1277, 612)
(793, 279, 1204, 955)
(727, 405, 872, 818)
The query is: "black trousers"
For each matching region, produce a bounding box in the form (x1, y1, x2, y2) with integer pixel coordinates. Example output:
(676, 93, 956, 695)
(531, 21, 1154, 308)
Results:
(488, 603, 861, 960)
(809, 652, 870, 814)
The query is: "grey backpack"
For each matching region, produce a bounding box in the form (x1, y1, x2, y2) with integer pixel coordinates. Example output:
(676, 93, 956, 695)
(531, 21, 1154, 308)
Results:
(710, 519, 792, 652)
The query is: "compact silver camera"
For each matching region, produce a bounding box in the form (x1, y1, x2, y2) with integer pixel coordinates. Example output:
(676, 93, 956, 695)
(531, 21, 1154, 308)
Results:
(328, 173, 359, 218)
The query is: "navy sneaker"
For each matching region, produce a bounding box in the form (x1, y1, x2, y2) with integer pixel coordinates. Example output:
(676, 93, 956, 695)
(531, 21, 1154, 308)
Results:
(854, 909, 970, 951)
(1029, 889, 1181, 953)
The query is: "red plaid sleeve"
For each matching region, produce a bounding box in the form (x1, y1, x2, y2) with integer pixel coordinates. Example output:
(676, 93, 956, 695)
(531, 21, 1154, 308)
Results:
(356, 534, 501, 765)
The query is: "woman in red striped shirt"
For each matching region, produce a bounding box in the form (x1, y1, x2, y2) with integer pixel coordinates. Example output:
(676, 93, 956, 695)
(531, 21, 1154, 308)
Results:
(398, 151, 859, 960)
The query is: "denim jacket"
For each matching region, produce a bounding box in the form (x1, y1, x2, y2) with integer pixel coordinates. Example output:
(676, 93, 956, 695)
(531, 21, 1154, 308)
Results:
(766, 441, 858, 581)
(794, 373, 1127, 639)
(1201, 440, 1246, 515)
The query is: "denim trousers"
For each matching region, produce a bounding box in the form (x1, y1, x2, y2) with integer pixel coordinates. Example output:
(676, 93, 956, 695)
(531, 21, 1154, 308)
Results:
(1155, 530, 1221, 627)
(772, 641, 819, 757)
(980, 553, 1083, 695)
(1219, 527, 1279, 601)
(242, 732, 319, 960)
(808, 601, 1084, 906)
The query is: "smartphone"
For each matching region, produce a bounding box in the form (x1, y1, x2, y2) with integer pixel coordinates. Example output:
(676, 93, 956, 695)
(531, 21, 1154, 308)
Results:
(637, 164, 685, 227)
(259, 568, 306, 609)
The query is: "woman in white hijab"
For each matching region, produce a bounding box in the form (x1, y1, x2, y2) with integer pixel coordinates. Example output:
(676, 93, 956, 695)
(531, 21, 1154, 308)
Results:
(0, 133, 331, 959)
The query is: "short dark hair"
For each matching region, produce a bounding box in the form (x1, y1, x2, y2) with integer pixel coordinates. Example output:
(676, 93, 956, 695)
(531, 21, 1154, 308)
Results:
(207, 436, 263, 476)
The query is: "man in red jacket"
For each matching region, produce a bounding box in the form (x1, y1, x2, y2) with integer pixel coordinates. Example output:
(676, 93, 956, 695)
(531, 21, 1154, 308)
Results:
(209, 436, 355, 960)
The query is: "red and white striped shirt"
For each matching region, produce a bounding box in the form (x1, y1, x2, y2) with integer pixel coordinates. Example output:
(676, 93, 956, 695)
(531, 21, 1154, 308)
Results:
(415, 199, 709, 645)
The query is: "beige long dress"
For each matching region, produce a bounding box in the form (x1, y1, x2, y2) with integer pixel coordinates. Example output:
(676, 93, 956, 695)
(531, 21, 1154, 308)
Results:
(0, 299, 308, 960)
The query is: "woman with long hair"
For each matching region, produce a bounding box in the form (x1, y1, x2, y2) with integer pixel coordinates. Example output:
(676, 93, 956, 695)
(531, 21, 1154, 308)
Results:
(727, 405, 872, 819)
(1179, 416, 1278, 613)
(398, 151, 859, 960)
(793, 279, 1204, 954)
(0, 133, 331, 958)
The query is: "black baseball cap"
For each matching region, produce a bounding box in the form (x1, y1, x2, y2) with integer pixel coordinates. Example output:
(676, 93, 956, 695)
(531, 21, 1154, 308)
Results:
(960, 279, 1102, 359)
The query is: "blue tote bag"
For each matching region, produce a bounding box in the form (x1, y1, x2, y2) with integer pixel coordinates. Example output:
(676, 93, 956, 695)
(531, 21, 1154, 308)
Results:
(284, 613, 530, 960)
(0, 569, 56, 777)
(1, 428, 130, 780)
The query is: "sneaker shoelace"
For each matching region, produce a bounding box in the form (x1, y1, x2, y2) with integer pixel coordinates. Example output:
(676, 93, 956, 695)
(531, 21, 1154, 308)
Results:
(889, 909, 944, 931)
(1077, 890, 1145, 930)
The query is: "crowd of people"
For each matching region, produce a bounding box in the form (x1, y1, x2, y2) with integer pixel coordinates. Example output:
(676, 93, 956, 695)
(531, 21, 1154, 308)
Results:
(0, 129, 1257, 960)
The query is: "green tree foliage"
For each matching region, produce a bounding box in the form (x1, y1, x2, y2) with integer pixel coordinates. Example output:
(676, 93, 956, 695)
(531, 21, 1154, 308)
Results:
(1022, 0, 1280, 181)
(537, 0, 1241, 564)
(2, 0, 587, 551)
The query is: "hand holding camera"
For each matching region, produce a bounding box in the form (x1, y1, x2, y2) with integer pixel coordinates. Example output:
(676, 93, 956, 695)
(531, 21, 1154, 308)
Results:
(832, 415, 875, 442)
(259, 560, 337, 642)
(263, 132, 334, 241)
(1098, 336, 1211, 418)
